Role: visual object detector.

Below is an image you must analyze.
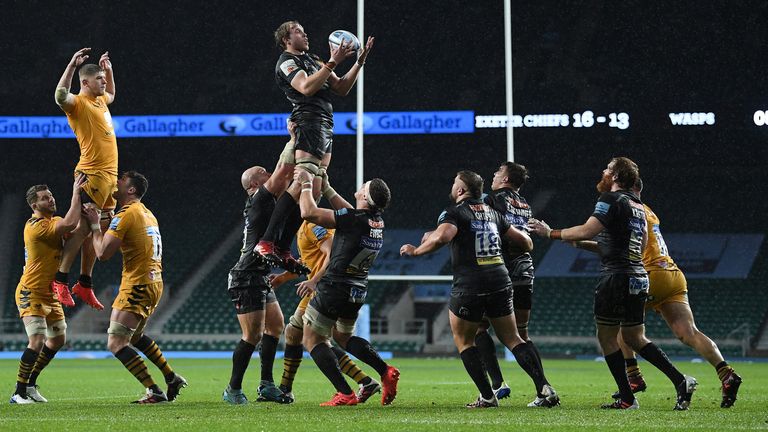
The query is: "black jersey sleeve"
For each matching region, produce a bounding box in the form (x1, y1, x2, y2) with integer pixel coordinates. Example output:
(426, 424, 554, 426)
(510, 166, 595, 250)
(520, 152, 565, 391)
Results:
(334, 208, 357, 230)
(437, 205, 459, 227)
(592, 192, 618, 227)
(277, 55, 304, 85)
(495, 209, 512, 235)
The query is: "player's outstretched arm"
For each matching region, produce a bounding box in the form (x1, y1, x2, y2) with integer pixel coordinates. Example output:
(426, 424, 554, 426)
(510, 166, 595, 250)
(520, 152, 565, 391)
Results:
(296, 237, 333, 298)
(99, 51, 115, 104)
(401, 223, 457, 257)
(571, 240, 600, 253)
(295, 168, 336, 228)
(83, 207, 121, 260)
(329, 36, 374, 96)
(55, 48, 91, 113)
(528, 217, 604, 241)
(54, 174, 87, 236)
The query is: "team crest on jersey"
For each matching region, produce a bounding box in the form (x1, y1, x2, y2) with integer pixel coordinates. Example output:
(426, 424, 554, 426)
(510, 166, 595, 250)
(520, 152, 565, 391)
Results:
(594, 202, 610, 215)
(280, 59, 299, 76)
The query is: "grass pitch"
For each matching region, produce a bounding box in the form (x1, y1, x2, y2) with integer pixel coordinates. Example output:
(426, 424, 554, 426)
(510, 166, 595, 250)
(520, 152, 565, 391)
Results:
(0, 357, 765, 431)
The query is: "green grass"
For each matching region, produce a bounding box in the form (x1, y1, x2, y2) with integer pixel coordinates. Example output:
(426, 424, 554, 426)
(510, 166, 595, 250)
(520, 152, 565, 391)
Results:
(0, 358, 766, 431)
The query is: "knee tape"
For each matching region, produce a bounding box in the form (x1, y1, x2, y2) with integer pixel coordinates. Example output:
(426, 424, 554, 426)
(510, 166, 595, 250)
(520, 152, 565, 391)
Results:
(335, 319, 356, 335)
(296, 158, 321, 176)
(107, 320, 136, 338)
(279, 141, 296, 165)
(55, 87, 69, 105)
(289, 311, 305, 330)
(45, 319, 67, 338)
(24, 317, 47, 337)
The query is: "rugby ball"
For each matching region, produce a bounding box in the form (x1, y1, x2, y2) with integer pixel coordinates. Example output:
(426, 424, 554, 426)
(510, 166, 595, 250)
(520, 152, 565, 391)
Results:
(328, 30, 360, 51)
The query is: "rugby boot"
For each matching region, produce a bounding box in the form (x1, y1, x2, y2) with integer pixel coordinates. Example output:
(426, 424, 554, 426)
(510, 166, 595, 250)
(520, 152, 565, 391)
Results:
(278, 384, 295, 404)
(381, 365, 400, 405)
(493, 382, 511, 400)
(466, 395, 498, 408)
(720, 371, 742, 408)
(51, 280, 75, 307)
(275, 248, 310, 275)
(72, 282, 104, 310)
(356, 379, 382, 403)
(132, 388, 168, 404)
(673, 375, 698, 411)
(165, 373, 188, 401)
(601, 398, 639, 410)
(611, 374, 647, 399)
(255, 241, 283, 268)
(320, 392, 358, 406)
(528, 384, 560, 408)
(25, 385, 48, 403)
(257, 381, 292, 404)
(222, 386, 248, 405)
(9, 393, 34, 404)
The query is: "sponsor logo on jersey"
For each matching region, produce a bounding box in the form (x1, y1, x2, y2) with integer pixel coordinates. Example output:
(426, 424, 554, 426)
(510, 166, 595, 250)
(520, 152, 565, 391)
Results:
(279, 59, 299, 76)
(594, 202, 610, 215)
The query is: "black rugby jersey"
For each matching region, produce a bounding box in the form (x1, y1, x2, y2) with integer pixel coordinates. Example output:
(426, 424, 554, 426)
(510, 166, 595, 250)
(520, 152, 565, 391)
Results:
(591, 190, 647, 275)
(484, 188, 533, 261)
(438, 198, 511, 293)
(275, 52, 334, 123)
(322, 208, 384, 288)
(229, 186, 275, 280)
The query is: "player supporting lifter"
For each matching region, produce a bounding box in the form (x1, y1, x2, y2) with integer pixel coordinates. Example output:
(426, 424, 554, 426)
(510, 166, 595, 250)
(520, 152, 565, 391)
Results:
(10, 176, 85, 404)
(573, 178, 742, 408)
(401, 171, 559, 408)
(85, 171, 187, 404)
(270, 220, 381, 403)
(255, 21, 374, 271)
(294, 169, 400, 407)
(52, 47, 119, 310)
(528, 157, 697, 410)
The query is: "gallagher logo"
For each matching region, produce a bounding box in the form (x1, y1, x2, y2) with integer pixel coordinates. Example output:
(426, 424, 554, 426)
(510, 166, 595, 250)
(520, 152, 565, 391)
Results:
(219, 116, 246, 135)
(344, 115, 374, 132)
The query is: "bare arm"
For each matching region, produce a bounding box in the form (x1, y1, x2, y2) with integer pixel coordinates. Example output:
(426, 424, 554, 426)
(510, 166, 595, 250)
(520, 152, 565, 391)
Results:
(400, 223, 457, 257)
(320, 170, 353, 210)
(296, 236, 333, 298)
(83, 207, 121, 260)
(328, 36, 373, 96)
(572, 240, 600, 254)
(54, 175, 87, 236)
(55, 48, 91, 113)
(99, 52, 115, 104)
(295, 169, 336, 228)
(528, 216, 605, 241)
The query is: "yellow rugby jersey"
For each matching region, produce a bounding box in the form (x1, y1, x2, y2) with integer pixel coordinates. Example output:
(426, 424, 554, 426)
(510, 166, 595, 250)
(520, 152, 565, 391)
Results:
(19, 216, 63, 291)
(643, 204, 678, 271)
(67, 94, 118, 175)
(107, 202, 163, 285)
(297, 221, 335, 279)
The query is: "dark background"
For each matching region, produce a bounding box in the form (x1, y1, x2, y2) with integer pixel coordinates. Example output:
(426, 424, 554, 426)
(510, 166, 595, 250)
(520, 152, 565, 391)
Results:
(1, 1, 767, 232)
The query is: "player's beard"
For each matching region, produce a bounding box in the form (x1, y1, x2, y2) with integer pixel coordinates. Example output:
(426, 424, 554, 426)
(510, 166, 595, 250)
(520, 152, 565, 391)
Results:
(596, 173, 613, 193)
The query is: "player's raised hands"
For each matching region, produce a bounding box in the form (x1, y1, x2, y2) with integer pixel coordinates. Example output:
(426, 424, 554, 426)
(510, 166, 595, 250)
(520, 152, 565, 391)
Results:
(69, 48, 91, 67)
(99, 51, 112, 71)
(357, 36, 374, 65)
(294, 167, 313, 184)
(329, 39, 356, 64)
(82, 206, 100, 225)
(73, 173, 87, 194)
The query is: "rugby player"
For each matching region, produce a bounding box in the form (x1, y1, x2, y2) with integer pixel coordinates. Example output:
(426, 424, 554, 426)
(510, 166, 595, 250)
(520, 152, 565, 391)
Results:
(528, 157, 697, 410)
(294, 169, 399, 407)
(53, 48, 119, 310)
(10, 176, 85, 404)
(255, 21, 374, 272)
(401, 171, 559, 408)
(85, 171, 187, 404)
